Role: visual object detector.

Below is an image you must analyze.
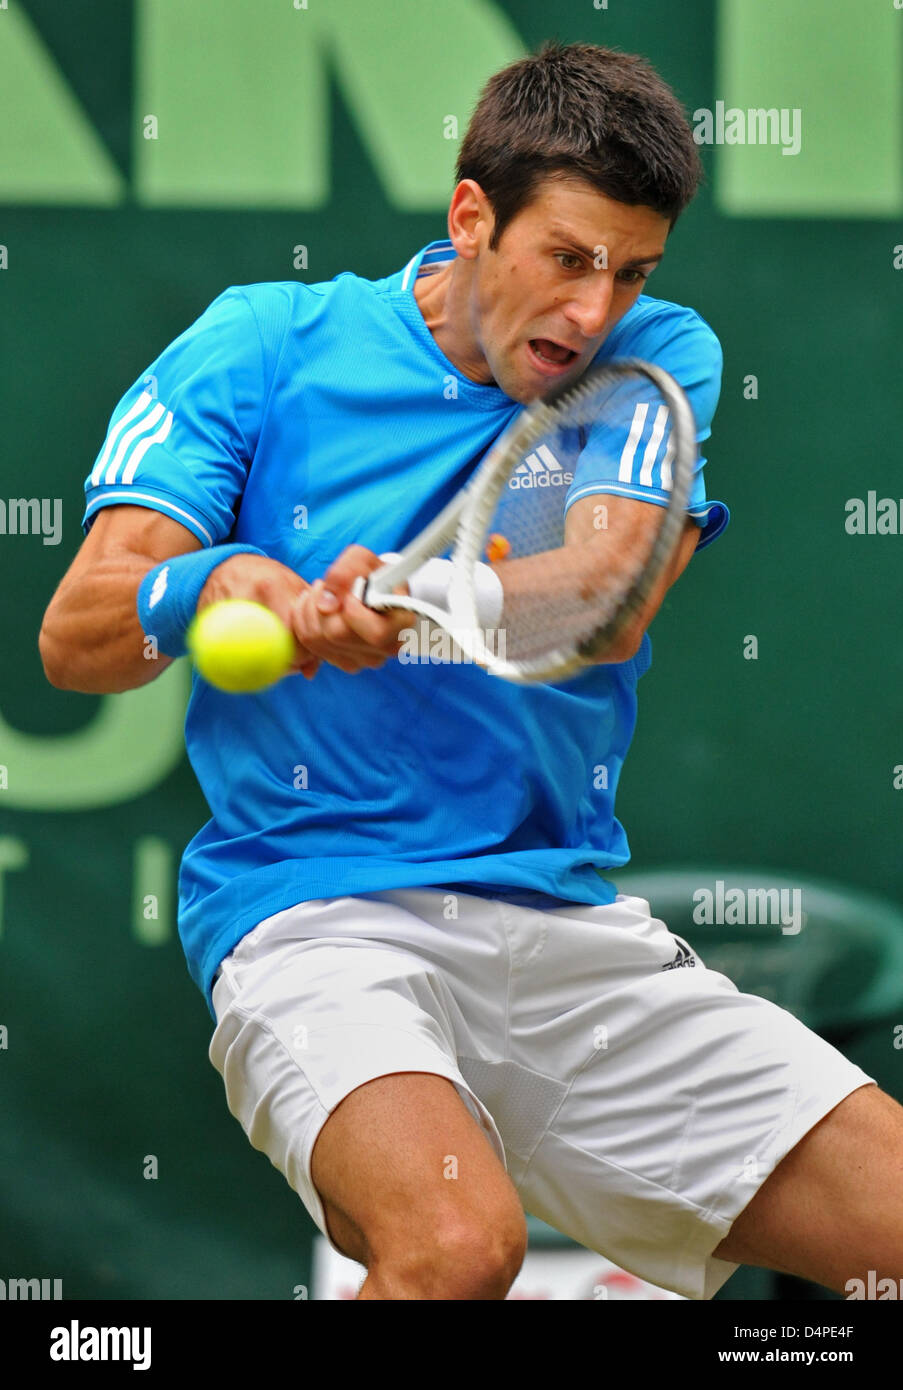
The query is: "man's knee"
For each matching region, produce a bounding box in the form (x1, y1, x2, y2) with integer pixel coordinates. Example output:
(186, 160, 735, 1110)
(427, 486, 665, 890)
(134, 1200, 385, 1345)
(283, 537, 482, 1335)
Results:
(370, 1206, 529, 1299)
(310, 1070, 528, 1296)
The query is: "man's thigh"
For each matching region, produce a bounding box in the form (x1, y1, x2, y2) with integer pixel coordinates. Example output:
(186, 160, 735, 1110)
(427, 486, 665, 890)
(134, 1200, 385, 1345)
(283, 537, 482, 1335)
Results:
(311, 1071, 522, 1268)
(713, 1082, 903, 1290)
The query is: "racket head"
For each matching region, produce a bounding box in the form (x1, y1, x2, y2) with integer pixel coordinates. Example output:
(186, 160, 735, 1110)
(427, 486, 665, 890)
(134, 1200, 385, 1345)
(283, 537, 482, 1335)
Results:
(450, 358, 698, 682)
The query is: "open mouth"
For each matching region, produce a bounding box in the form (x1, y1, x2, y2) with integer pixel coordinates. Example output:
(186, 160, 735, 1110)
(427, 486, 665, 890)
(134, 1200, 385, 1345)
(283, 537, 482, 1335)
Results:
(529, 338, 578, 369)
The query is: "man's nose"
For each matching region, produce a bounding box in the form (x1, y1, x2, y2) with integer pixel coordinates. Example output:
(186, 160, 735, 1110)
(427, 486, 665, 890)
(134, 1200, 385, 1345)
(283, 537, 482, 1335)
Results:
(565, 275, 615, 338)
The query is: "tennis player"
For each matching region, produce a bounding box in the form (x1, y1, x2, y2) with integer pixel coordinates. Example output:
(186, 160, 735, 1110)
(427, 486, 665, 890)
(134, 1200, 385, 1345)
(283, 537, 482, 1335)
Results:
(41, 43, 901, 1300)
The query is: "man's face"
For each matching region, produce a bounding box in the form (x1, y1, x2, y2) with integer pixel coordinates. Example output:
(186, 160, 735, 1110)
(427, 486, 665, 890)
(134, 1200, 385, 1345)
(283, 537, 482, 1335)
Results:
(463, 178, 671, 403)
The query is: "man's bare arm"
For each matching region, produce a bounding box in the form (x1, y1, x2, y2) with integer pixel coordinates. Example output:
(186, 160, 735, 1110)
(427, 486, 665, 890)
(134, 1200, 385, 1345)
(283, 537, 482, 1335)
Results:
(39, 507, 421, 693)
(564, 492, 701, 661)
(40, 507, 201, 693)
(39, 506, 323, 693)
(477, 493, 700, 665)
(310, 497, 700, 674)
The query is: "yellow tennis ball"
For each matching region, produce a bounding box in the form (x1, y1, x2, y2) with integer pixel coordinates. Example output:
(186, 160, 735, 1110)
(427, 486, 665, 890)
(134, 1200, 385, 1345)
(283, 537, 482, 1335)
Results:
(187, 599, 295, 693)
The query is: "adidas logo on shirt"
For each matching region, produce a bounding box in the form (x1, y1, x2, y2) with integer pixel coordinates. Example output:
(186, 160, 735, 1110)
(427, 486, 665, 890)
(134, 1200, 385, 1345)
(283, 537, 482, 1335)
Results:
(508, 444, 574, 489)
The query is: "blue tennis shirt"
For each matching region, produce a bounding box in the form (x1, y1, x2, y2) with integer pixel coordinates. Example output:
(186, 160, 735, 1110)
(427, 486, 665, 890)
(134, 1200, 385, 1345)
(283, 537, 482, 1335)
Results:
(82, 240, 729, 1016)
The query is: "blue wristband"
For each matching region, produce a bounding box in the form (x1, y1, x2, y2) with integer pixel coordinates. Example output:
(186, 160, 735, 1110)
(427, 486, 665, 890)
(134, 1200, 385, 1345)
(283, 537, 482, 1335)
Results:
(137, 544, 268, 658)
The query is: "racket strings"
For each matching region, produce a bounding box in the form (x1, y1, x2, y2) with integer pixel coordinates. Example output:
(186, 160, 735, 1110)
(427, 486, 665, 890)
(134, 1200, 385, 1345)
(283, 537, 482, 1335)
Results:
(481, 374, 677, 663)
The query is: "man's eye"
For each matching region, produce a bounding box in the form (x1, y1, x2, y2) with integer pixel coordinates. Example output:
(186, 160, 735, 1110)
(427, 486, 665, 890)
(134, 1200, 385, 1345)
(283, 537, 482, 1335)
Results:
(555, 253, 583, 270)
(617, 269, 648, 285)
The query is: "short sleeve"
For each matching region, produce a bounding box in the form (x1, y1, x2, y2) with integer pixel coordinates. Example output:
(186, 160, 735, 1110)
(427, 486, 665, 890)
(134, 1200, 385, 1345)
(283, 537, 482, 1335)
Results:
(81, 287, 268, 546)
(565, 308, 730, 551)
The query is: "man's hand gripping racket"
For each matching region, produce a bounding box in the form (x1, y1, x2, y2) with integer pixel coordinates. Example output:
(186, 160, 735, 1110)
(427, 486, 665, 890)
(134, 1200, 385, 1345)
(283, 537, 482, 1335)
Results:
(352, 359, 697, 684)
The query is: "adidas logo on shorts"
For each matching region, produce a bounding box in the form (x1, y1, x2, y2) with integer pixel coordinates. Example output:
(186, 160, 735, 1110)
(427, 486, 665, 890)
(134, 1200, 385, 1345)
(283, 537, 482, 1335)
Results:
(508, 445, 574, 489)
(662, 938, 697, 970)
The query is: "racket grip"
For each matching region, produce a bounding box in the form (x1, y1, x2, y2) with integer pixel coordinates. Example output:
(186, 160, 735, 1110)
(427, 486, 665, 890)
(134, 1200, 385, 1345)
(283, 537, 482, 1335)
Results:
(351, 553, 403, 609)
(355, 554, 503, 628)
(411, 559, 503, 628)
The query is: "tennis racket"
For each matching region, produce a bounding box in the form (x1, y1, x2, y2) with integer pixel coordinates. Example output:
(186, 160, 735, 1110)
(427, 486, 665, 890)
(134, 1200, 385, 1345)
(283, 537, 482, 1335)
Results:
(353, 358, 697, 684)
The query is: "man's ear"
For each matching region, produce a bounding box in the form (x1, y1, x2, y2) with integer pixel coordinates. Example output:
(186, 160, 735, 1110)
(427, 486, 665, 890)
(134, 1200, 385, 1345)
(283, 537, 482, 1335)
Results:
(448, 179, 492, 260)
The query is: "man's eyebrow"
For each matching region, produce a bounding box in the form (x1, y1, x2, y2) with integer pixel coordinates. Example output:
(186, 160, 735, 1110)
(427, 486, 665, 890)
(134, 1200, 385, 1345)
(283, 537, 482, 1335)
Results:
(548, 227, 664, 267)
(621, 252, 665, 268)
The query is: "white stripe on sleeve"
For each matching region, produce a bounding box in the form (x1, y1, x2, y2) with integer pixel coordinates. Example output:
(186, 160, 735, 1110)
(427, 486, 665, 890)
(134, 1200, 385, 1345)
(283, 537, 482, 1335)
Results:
(639, 404, 670, 487)
(121, 410, 173, 483)
(103, 402, 167, 485)
(660, 434, 675, 491)
(618, 402, 648, 482)
(90, 392, 155, 487)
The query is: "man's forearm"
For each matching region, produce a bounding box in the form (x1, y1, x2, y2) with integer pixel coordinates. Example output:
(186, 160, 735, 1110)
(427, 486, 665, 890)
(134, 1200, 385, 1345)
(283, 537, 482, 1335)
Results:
(493, 539, 641, 664)
(40, 552, 173, 694)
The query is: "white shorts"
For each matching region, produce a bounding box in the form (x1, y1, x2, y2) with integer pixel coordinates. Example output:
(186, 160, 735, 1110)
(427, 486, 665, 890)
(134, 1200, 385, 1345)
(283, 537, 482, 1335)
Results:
(208, 887, 875, 1300)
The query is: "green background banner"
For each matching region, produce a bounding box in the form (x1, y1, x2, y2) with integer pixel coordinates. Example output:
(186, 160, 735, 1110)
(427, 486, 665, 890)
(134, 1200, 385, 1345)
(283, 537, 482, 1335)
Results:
(2, 0, 902, 1299)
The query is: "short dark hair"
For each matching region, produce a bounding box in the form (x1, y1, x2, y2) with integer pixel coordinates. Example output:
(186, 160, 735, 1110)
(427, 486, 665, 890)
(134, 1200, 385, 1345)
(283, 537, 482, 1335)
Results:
(455, 41, 703, 249)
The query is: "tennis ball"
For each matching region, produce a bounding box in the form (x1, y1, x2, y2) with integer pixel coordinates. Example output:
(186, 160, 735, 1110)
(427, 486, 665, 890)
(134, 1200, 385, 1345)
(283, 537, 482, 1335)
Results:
(187, 599, 295, 693)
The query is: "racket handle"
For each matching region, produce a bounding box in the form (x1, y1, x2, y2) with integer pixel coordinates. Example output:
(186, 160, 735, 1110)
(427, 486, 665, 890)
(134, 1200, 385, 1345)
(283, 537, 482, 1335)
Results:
(401, 557, 504, 628)
(350, 553, 403, 609)
(353, 554, 503, 628)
